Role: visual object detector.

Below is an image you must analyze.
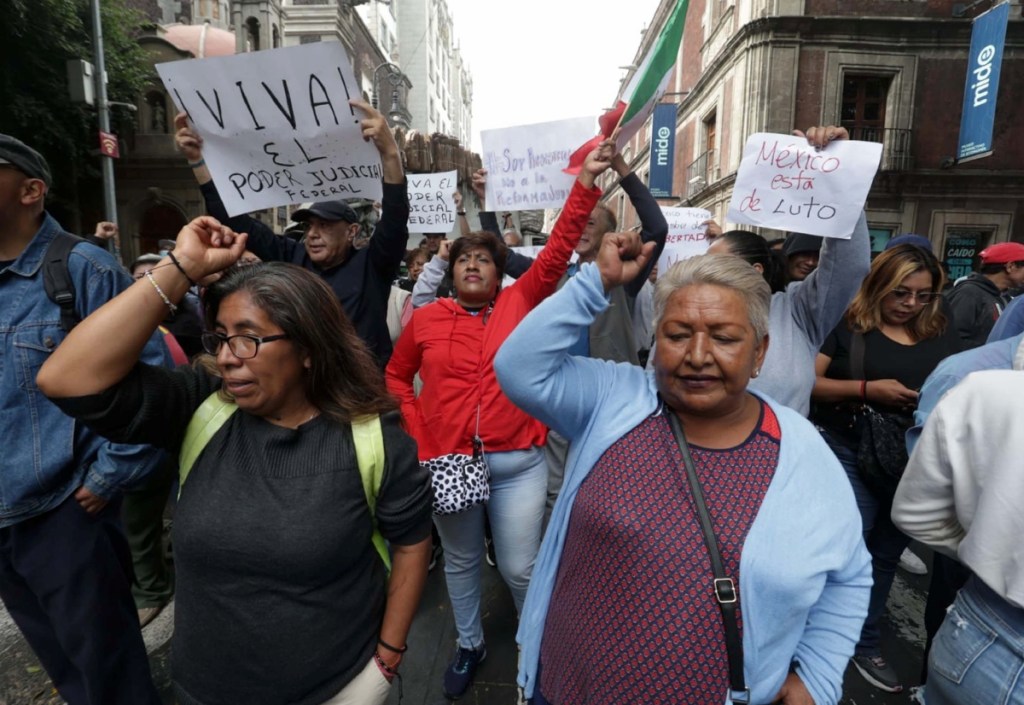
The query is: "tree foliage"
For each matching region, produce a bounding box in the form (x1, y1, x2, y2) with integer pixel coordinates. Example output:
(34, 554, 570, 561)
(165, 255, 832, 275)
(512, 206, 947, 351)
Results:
(0, 0, 150, 221)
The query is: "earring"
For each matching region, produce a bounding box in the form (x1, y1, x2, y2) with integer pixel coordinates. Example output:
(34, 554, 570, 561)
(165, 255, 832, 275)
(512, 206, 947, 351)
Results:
(752, 368, 760, 378)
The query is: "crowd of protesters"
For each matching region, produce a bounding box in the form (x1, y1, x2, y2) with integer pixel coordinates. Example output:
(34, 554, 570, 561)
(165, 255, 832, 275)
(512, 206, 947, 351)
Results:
(3, 103, 1024, 705)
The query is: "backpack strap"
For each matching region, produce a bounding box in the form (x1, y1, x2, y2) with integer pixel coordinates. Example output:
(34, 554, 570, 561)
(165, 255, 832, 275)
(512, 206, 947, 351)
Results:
(41, 231, 87, 332)
(179, 393, 237, 490)
(351, 414, 391, 573)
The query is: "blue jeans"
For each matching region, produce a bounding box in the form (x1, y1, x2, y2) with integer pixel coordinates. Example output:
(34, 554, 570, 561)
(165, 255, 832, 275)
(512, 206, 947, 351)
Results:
(433, 446, 548, 650)
(926, 576, 1024, 705)
(821, 430, 909, 656)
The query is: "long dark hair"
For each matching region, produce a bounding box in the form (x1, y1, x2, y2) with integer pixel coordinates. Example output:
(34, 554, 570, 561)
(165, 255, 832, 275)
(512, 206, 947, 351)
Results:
(717, 230, 788, 293)
(201, 262, 396, 423)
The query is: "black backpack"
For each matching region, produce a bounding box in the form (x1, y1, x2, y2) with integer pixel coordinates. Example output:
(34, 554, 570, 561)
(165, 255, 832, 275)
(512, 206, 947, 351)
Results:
(41, 231, 86, 332)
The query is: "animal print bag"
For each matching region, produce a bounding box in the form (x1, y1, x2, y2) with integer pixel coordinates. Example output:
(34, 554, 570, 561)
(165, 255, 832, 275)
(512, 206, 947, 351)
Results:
(422, 436, 490, 515)
(422, 404, 490, 515)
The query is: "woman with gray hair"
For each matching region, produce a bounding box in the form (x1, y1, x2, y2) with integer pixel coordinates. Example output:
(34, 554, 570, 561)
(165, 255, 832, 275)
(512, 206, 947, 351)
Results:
(495, 242, 871, 705)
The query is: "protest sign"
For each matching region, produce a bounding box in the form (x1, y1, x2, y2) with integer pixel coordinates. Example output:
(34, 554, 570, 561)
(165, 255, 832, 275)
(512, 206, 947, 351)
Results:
(157, 42, 383, 217)
(726, 133, 881, 239)
(408, 171, 457, 233)
(481, 116, 596, 212)
(657, 207, 712, 274)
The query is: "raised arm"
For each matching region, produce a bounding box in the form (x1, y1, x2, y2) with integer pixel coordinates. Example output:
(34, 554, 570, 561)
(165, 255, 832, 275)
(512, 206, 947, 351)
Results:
(174, 112, 297, 262)
(511, 144, 611, 307)
(411, 240, 450, 308)
(785, 127, 871, 348)
(37, 217, 246, 398)
(612, 154, 668, 298)
(353, 100, 410, 276)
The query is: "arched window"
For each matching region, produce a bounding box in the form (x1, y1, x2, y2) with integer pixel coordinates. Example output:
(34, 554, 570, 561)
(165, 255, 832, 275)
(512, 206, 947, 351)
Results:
(145, 91, 168, 133)
(273, 25, 281, 48)
(246, 17, 260, 52)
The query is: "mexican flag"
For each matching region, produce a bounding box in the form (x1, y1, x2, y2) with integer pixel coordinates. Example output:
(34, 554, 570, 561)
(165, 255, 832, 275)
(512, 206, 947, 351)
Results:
(566, 0, 689, 173)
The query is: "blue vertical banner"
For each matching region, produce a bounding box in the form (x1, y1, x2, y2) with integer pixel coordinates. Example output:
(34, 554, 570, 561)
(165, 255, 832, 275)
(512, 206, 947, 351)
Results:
(957, 1, 1010, 163)
(648, 103, 677, 198)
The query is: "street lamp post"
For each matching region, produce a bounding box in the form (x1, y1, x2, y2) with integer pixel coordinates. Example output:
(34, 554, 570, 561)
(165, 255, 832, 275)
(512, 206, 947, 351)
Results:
(90, 0, 117, 228)
(372, 62, 413, 130)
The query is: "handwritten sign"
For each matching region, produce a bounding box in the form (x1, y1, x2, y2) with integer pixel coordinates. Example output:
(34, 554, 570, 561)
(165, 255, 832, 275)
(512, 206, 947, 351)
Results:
(157, 42, 383, 217)
(480, 116, 596, 212)
(407, 171, 456, 233)
(726, 133, 882, 238)
(657, 207, 712, 274)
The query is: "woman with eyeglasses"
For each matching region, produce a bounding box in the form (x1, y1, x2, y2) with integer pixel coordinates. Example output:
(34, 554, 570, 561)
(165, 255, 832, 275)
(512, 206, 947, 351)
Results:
(35, 217, 433, 705)
(810, 243, 961, 694)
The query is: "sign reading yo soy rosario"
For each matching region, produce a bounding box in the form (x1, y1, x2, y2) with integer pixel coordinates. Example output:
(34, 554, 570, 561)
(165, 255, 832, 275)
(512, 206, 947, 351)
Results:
(726, 133, 881, 239)
(157, 42, 383, 217)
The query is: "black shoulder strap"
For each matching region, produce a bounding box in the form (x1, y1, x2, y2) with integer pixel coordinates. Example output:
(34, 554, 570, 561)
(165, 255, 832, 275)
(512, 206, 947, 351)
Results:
(665, 407, 750, 704)
(42, 231, 86, 332)
(850, 331, 866, 381)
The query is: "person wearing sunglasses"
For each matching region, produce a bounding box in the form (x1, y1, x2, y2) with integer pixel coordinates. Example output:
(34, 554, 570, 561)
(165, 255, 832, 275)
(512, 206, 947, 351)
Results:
(811, 244, 961, 694)
(35, 218, 433, 705)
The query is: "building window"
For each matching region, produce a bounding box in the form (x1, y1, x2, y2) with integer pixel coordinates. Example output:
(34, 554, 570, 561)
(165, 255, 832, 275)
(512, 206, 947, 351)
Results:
(273, 25, 281, 48)
(841, 75, 890, 140)
(943, 229, 993, 282)
(145, 91, 168, 133)
(245, 17, 260, 51)
(868, 227, 894, 254)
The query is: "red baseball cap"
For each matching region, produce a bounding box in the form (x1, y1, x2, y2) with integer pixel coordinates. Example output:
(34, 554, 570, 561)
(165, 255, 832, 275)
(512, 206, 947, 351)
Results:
(980, 242, 1024, 265)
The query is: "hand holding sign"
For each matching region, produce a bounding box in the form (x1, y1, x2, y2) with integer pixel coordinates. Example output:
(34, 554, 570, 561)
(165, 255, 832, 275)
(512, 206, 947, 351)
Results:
(727, 125, 880, 239)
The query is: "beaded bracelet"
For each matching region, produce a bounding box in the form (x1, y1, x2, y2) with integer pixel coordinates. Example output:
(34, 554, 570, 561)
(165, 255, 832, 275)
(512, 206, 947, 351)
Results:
(167, 251, 198, 287)
(145, 270, 178, 315)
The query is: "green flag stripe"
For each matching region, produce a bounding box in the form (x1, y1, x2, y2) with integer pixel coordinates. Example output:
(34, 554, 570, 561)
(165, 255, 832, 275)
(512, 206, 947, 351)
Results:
(620, 0, 690, 125)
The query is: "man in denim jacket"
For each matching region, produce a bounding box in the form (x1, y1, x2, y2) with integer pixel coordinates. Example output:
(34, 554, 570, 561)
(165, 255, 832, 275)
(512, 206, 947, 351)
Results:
(0, 134, 166, 704)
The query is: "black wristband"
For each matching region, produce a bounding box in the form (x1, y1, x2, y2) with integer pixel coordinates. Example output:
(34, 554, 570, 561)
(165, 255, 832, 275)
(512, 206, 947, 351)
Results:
(457, 210, 467, 216)
(377, 637, 408, 654)
(167, 251, 198, 287)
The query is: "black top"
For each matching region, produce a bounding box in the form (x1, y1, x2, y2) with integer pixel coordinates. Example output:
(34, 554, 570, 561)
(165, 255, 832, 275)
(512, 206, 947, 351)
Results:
(200, 180, 410, 366)
(946, 273, 1004, 350)
(52, 364, 432, 705)
(812, 322, 961, 445)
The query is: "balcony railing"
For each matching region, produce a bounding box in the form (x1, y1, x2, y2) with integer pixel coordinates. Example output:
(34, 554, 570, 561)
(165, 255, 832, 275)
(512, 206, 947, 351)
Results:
(847, 127, 913, 171)
(685, 149, 717, 197)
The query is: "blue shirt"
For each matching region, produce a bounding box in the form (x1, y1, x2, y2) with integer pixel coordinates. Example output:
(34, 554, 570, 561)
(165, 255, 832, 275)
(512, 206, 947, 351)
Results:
(0, 213, 169, 526)
(988, 294, 1024, 343)
(908, 332, 1024, 454)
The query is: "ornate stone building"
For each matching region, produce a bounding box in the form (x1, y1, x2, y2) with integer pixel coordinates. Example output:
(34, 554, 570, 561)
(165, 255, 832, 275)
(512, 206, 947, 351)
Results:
(604, 0, 1024, 274)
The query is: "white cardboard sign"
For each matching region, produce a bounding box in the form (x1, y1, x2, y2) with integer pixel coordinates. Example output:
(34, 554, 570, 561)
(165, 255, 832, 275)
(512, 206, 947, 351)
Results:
(726, 133, 882, 238)
(657, 207, 713, 274)
(480, 116, 596, 212)
(407, 171, 457, 233)
(157, 42, 383, 217)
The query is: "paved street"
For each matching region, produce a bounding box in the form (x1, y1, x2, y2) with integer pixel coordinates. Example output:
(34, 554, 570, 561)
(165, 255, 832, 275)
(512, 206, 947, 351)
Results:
(0, 546, 933, 705)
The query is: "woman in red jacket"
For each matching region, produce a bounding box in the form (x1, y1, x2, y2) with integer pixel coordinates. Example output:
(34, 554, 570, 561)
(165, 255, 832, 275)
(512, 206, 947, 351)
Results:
(385, 144, 612, 699)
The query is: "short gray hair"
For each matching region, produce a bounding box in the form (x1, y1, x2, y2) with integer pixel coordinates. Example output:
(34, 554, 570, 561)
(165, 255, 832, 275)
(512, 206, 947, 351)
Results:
(653, 254, 772, 340)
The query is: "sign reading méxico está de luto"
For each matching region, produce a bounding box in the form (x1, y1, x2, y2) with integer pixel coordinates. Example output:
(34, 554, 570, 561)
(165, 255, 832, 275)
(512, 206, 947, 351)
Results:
(726, 133, 881, 239)
(157, 42, 383, 217)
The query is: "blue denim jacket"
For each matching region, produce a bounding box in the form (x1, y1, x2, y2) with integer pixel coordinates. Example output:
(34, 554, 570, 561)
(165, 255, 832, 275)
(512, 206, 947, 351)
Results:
(0, 213, 170, 527)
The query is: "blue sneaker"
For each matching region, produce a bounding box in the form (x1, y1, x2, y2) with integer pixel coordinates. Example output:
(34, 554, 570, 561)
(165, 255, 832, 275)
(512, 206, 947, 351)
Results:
(442, 645, 486, 699)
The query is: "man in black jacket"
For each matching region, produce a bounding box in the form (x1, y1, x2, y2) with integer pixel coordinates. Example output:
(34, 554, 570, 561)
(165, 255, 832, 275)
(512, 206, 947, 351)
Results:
(947, 242, 1024, 349)
(174, 103, 408, 366)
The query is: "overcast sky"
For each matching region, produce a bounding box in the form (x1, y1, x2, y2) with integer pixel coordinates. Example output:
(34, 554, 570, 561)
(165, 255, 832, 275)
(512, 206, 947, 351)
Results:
(443, 0, 663, 151)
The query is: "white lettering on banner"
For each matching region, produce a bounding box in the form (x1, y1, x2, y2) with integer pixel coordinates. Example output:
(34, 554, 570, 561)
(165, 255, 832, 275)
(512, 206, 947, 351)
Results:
(726, 133, 881, 239)
(157, 42, 383, 217)
(973, 45, 996, 107)
(655, 126, 672, 167)
(406, 171, 457, 233)
(481, 116, 597, 212)
(657, 207, 713, 275)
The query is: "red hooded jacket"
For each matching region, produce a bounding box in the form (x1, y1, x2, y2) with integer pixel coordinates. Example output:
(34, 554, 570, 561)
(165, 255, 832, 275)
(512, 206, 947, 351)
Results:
(385, 180, 600, 460)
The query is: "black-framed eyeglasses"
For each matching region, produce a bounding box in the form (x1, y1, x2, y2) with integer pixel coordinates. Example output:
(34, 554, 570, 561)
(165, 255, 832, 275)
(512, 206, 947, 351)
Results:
(887, 289, 942, 304)
(201, 332, 288, 359)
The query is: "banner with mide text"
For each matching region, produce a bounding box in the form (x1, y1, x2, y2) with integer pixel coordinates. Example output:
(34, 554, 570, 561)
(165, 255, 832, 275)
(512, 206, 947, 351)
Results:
(957, 1, 1010, 163)
(481, 116, 596, 212)
(157, 42, 383, 217)
(726, 133, 881, 239)
(657, 207, 712, 274)
(407, 171, 457, 233)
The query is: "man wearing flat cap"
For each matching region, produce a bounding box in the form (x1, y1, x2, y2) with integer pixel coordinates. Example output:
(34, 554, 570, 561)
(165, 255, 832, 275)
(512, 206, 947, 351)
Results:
(0, 134, 166, 703)
(946, 241, 1024, 349)
(174, 102, 409, 366)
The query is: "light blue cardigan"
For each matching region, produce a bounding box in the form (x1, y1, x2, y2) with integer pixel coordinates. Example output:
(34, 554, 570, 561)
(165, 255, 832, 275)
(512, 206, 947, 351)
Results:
(494, 263, 871, 704)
